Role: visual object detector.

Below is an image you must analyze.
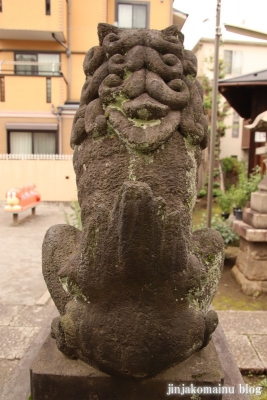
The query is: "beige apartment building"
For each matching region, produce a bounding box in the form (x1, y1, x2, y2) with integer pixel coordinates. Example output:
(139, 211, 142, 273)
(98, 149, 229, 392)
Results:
(0, 0, 187, 200)
(193, 38, 267, 162)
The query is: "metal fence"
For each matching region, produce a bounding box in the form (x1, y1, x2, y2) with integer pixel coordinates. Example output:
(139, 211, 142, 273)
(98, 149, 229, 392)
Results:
(0, 154, 73, 160)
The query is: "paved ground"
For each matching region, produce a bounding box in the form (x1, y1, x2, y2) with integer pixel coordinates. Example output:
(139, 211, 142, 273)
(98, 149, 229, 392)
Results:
(0, 202, 266, 395)
(0, 202, 68, 393)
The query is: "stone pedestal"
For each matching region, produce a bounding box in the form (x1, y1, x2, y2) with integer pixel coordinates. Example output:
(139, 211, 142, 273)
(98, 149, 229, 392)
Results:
(232, 166, 267, 295)
(30, 336, 224, 400)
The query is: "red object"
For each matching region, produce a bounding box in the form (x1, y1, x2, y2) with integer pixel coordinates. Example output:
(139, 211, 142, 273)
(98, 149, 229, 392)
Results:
(5, 185, 41, 210)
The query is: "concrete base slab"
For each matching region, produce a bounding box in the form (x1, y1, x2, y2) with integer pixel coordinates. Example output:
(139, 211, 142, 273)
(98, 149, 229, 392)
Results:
(251, 192, 267, 214)
(217, 311, 267, 335)
(231, 265, 267, 296)
(0, 360, 19, 393)
(0, 326, 39, 359)
(233, 221, 267, 242)
(31, 336, 224, 400)
(243, 208, 267, 229)
(236, 250, 267, 281)
(224, 335, 264, 373)
(250, 335, 267, 369)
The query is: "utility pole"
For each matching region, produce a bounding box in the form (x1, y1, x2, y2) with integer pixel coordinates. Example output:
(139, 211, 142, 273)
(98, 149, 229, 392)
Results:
(207, 0, 221, 227)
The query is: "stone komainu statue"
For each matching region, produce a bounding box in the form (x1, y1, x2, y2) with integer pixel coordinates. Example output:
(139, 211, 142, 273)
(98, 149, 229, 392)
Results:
(43, 23, 224, 379)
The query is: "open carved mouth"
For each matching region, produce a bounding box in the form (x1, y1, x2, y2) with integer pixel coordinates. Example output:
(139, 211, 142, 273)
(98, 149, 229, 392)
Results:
(106, 102, 181, 153)
(99, 69, 190, 152)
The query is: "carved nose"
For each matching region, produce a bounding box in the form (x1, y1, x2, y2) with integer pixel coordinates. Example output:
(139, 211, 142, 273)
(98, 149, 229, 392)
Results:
(122, 93, 170, 120)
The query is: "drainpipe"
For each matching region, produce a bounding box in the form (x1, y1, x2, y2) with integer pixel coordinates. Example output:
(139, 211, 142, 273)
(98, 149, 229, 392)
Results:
(170, 0, 173, 26)
(67, 0, 71, 101)
(52, 0, 71, 100)
(52, 105, 63, 154)
(105, 0, 108, 22)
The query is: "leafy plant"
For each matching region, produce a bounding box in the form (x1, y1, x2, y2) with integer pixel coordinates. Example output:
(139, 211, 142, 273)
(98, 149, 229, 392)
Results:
(259, 378, 267, 388)
(232, 187, 247, 209)
(198, 188, 207, 198)
(231, 164, 262, 209)
(213, 182, 220, 188)
(212, 188, 222, 197)
(221, 157, 240, 173)
(217, 192, 232, 213)
(195, 213, 239, 247)
(63, 200, 82, 230)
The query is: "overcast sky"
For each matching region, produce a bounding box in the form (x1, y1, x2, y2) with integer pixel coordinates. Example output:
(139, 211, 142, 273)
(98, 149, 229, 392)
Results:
(174, 0, 267, 49)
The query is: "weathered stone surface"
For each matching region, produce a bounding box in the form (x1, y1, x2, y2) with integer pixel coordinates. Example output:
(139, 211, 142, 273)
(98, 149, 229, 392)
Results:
(251, 191, 267, 214)
(31, 335, 223, 400)
(231, 265, 267, 296)
(239, 237, 267, 260)
(233, 220, 267, 242)
(236, 249, 267, 281)
(243, 208, 267, 229)
(43, 23, 224, 378)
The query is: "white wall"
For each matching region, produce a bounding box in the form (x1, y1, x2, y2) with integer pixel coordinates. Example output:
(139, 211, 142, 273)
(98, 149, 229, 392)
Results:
(194, 39, 267, 161)
(0, 159, 77, 201)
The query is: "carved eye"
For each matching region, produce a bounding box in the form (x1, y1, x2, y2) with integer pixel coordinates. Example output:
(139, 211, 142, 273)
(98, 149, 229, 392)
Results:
(103, 74, 123, 88)
(110, 54, 125, 64)
(168, 79, 184, 92)
(107, 33, 120, 43)
(164, 35, 179, 44)
(162, 54, 179, 66)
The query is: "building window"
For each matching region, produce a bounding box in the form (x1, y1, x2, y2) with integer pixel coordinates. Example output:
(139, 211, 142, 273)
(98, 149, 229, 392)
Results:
(15, 53, 60, 76)
(46, 0, 51, 15)
(46, 78, 51, 103)
(8, 131, 57, 154)
(116, 1, 149, 28)
(224, 50, 242, 75)
(232, 112, 239, 138)
(0, 77, 5, 102)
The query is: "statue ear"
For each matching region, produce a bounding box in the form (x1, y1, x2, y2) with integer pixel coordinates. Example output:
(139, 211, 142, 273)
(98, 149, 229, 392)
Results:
(98, 23, 120, 45)
(162, 25, 184, 43)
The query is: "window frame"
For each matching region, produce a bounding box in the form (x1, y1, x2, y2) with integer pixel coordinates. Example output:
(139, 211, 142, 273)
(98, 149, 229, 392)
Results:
(46, 0, 51, 15)
(0, 76, 5, 102)
(115, 0, 150, 29)
(7, 129, 58, 155)
(14, 52, 61, 77)
(223, 49, 242, 75)
(232, 111, 240, 138)
(46, 78, 52, 103)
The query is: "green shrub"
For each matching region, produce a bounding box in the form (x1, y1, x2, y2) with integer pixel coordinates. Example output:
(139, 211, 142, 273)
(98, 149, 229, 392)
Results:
(221, 157, 239, 173)
(195, 213, 239, 247)
(198, 188, 207, 198)
(231, 164, 263, 208)
(217, 192, 232, 213)
(212, 188, 222, 197)
(213, 182, 220, 188)
(63, 200, 82, 230)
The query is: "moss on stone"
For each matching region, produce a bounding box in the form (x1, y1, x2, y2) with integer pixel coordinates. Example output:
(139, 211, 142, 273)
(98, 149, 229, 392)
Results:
(128, 117, 161, 130)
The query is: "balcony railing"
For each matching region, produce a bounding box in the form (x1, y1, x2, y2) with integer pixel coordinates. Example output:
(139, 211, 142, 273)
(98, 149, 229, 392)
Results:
(0, 61, 63, 77)
(0, 154, 73, 160)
